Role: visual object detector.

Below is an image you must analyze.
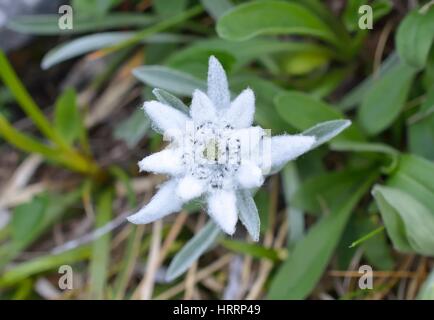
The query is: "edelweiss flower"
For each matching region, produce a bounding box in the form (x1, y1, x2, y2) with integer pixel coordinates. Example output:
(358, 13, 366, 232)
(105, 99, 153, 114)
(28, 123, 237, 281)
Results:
(127, 56, 317, 238)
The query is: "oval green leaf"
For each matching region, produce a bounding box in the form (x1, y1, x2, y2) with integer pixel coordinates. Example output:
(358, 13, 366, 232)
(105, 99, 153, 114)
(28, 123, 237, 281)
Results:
(396, 6, 434, 70)
(358, 62, 416, 135)
(216, 1, 339, 45)
(166, 221, 222, 281)
(274, 91, 363, 141)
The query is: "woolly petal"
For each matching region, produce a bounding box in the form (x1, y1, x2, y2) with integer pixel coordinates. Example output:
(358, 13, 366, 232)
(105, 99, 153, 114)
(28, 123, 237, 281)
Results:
(190, 89, 217, 124)
(236, 161, 264, 189)
(269, 135, 316, 169)
(176, 175, 205, 201)
(143, 100, 189, 134)
(207, 56, 230, 109)
(207, 190, 238, 235)
(223, 88, 255, 128)
(127, 180, 183, 224)
(138, 149, 183, 176)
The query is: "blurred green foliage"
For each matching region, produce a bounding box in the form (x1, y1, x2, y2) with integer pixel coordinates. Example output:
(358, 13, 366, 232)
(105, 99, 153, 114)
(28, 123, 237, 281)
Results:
(1, 0, 434, 300)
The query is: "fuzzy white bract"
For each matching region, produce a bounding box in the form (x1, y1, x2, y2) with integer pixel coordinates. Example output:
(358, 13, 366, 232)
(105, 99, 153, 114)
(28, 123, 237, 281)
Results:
(127, 56, 316, 237)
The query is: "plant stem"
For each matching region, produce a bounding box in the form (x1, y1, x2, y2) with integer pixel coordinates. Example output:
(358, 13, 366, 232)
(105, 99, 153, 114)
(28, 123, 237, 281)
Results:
(0, 113, 59, 158)
(0, 114, 100, 176)
(349, 226, 385, 248)
(0, 52, 105, 179)
(0, 50, 69, 150)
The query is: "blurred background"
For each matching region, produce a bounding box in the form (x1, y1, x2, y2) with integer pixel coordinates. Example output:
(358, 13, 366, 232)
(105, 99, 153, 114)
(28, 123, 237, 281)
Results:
(1, 0, 434, 300)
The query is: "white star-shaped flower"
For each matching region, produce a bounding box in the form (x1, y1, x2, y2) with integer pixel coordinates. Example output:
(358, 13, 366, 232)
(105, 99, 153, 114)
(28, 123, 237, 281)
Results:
(127, 56, 317, 238)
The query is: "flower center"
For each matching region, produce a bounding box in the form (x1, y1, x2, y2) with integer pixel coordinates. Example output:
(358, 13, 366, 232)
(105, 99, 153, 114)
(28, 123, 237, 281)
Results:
(182, 121, 241, 190)
(203, 139, 219, 162)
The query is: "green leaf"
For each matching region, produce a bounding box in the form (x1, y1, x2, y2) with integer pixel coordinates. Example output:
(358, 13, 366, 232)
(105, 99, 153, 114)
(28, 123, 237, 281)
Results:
(254, 189, 270, 234)
(282, 51, 330, 76)
(353, 217, 395, 270)
(11, 195, 47, 246)
(0, 50, 67, 149)
(0, 114, 95, 174)
(268, 171, 378, 299)
(1, 190, 82, 268)
(216, 1, 339, 46)
(54, 88, 82, 145)
(72, 0, 121, 17)
(330, 140, 399, 172)
(152, 88, 189, 114)
(201, 0, 233, 19)
(274, 91, 363, 142)
(417, 269, 434, 299)
(282, 163, 304, 246)
(133, 65, 206, 96)
(0, 246, 91, 287)
(292, 0, 352, 45)
(331, 140, 398, 155)
(168, 50, 236, 79)
(387, 154, 434, 213)
(166, 38, 334, 74)
(154, 0, 188, 17)
(362, 232, 395, 270)
(7, 13, 157, 35)
(41, 32, 132, 69)
(396, 6, 434, 70)
(114, 108, 151, 149)
(292, 167, 373, 214)
(0, 113, 60, 160)
(89, 188, 113, 299)
(236, 189, 260, 242)
(408, 86, 434, 160)
(338, 52, 399, 111)
(373, 185, 434, 256)
(41, 32, 193, 69)
(166, 221, 222, 281)
(358, 62, 416, 135)
(423, 49, 434, 88)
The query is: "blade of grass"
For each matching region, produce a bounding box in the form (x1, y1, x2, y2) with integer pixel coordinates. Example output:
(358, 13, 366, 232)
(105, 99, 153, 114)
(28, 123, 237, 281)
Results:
(349, 226, 385, 248)
(0, 50, 68, 150)
(112, 225, 145, 299)
(89, 188, 113, 299)
(0, 113, 100, 175)
(110, 167, 141, 299)
(0, 113, 59, 159)
(0, 245, 91, 287)
(109, 166, 137, 207)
